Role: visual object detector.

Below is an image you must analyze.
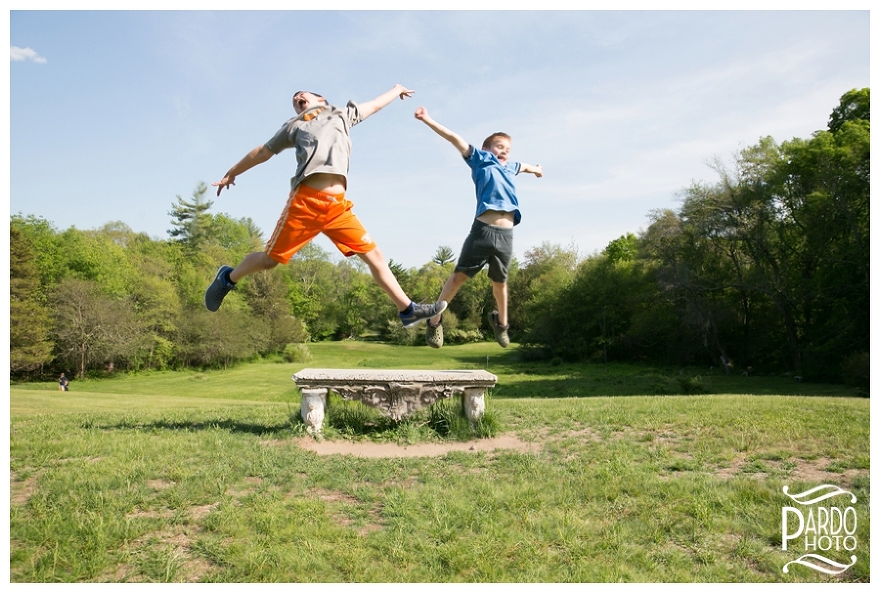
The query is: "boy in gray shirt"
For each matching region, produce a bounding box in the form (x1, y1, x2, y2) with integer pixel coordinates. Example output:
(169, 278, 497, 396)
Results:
(205, 86, 446, 328)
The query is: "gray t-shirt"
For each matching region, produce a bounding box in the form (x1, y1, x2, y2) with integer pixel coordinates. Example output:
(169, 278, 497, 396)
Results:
(264, 101, 365, 191)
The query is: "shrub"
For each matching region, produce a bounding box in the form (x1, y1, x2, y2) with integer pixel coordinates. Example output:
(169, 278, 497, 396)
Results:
(282, 343, 312, 363)
(678, 374, 709, 395)
(842, 351, 869, 395)
(650, 376, 676, 395)
(519, 344, 553, 362)
(445, 329, 485, 345)
(383, 318, 420, 345)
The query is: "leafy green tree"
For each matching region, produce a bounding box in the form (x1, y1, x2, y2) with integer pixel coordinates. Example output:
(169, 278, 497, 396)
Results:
(10, 214, 65, 289)
(212, 213, 263, 262)
(242, 268, 310, 350)
(512, 242, 579, 343)
(173, 309, 264, 369)
(51, 278, 146, 377)
(58, 227, 139, 298)
(528, 237, 657, 363)
(125, 236, 184, 370)
(634, 89, 870, 376)
(604, 233, 638, 264)
(828, 88, 869, 133)
(285, 243, 339, 339)
(9, 226, 54, 375)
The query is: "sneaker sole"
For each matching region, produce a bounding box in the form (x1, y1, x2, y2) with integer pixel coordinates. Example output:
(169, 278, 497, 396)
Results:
(205, 266, 234, 312)
(488, 311, 510, 348)
(402, 301, 448, 328)
(426, 322, 443, 349)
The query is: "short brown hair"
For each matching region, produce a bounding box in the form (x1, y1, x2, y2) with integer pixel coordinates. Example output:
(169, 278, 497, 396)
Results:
(481, 132, 511, 150)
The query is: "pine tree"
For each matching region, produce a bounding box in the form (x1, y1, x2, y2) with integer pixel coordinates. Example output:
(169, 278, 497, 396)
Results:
(432, 245, 456, 266)
(167, 182, 214, 251)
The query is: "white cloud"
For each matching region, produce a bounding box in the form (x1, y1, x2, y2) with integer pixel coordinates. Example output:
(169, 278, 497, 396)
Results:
(10, 46, 47, 64)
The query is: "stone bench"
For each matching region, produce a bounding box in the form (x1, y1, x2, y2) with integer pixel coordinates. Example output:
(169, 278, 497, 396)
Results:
(291, 368, 497, 434)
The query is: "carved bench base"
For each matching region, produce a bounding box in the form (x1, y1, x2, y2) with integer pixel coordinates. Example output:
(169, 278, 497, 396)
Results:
(291, 369, 497, 434)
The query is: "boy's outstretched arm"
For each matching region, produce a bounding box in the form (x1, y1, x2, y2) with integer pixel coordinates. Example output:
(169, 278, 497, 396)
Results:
(414, 107, 470, 157)
(519, 163, 543, 178)
(358, 84, 414, 119)
(212, 144, 274, 196)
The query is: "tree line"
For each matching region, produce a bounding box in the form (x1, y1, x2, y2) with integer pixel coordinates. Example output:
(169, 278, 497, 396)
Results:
(10, 89, 869, 389)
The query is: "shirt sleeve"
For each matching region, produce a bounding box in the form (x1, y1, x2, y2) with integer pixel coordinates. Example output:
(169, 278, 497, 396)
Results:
(264, 120, 295, 154)
(466, 145, 492, 167)
(344, 101, 365, 128)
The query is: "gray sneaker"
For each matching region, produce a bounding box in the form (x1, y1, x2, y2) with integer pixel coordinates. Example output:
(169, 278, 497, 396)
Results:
(400, 300, 447, 328)
(426, 317, 444, 349)
(488, 310, 510, 348)
(204, 265, 236, 312)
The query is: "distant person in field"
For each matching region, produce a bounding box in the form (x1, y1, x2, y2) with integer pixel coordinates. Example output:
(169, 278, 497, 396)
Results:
(59, 373, 69, 392)
(205, 85, 447, 328)
(414, 106, 543, 348)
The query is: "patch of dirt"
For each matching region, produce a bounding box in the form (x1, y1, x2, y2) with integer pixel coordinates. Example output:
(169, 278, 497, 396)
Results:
(190, 503, 219, 520)
(123, 527, 215, 583)
(225, 477, 264, 500)
(292, 434, 540, 458)
(786, 459, 865, 488)
(98, 562, 147, 583)
(307, 487, 384, 536)
(714, 455, 867, 487)
(308, 487, 360, 504)
(10, 473, 39, 506)
(126, 508, 175, 520)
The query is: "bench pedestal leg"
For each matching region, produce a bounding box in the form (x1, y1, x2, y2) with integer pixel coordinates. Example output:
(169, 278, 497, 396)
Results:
(301, 388, 328, 434)
(463, 387, 486, 422)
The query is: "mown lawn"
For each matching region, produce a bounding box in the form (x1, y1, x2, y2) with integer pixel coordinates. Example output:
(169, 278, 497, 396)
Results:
(9, 342, 870, 582)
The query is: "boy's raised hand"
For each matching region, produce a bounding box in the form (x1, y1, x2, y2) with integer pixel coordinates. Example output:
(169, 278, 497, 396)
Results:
(396, 85, 415, 100)
(522, 163, 543, 178)
(413, 107, 470, 156)
(212, 175, 235, 196)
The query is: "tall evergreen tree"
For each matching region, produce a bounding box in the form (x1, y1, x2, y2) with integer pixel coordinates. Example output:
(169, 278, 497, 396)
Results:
(167, 182, 214, 251)
(431, 245, 456, 266)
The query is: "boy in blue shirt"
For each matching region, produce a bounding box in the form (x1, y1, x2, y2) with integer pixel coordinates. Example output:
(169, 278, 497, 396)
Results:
(414, 106, 543, 348)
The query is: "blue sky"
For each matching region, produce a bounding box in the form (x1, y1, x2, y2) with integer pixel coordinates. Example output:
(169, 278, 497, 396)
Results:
(7, 7, 872, 269)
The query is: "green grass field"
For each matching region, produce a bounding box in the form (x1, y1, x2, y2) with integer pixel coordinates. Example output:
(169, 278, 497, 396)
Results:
(9, 342, 870, 582)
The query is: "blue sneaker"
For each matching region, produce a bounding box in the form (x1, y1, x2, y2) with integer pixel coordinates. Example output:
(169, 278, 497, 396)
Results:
(204, 265, 235, 312)
(400, 300, 447, 328)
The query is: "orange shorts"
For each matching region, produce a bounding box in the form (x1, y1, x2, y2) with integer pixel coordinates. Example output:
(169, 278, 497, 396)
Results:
(265, 185, 377, 263)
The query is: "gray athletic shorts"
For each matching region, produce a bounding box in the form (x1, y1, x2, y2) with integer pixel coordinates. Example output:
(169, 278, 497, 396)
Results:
(455, 219, 514, 283)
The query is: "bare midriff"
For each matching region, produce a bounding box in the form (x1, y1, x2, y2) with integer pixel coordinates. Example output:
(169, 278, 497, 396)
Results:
(301, 172, 347, 195)
(476, 209, 515, 228)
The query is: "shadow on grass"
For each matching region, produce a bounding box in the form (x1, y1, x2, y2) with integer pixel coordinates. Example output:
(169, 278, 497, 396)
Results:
(85, 396, 500, 442)
(84, 418, 296, 436)
(483, 364, 859, 399)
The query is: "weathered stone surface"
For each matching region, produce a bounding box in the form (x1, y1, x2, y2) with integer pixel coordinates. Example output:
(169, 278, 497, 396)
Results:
(291, 369, 497, 430)
(292, 369, 497, 386)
